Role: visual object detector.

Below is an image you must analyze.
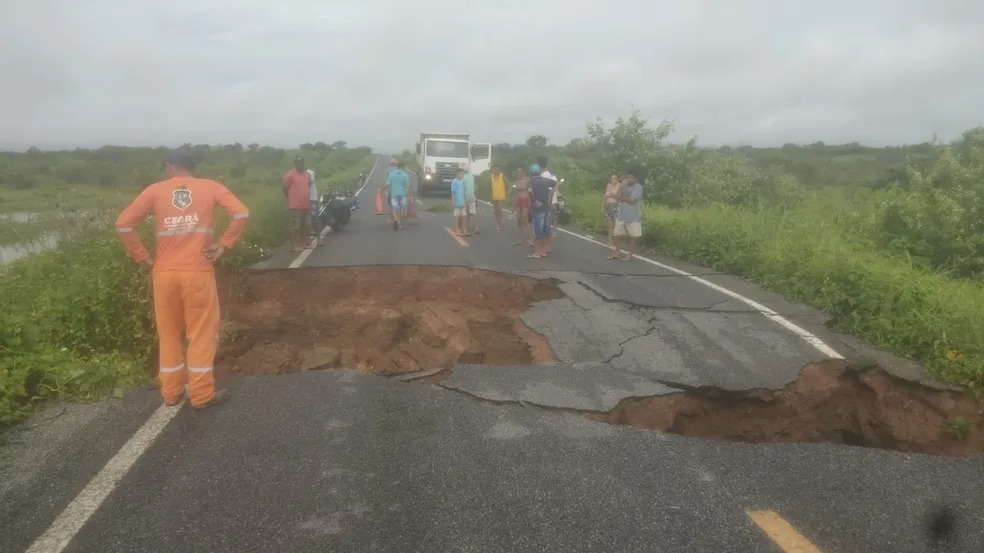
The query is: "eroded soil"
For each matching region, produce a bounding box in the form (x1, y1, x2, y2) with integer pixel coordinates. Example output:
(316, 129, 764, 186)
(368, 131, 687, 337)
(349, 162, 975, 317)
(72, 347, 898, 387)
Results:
(216, 266, 561, 377)
(593, 359, 984, 457)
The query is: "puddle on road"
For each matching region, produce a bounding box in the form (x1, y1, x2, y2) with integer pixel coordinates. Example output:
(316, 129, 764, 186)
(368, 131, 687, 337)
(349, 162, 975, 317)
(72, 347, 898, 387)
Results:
(216, 266, 561, 377)
(591, 359, 984, 458)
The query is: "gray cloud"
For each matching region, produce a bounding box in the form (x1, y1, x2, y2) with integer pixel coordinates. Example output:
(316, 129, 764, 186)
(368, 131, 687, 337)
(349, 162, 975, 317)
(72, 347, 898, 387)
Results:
(1, 0, 982, 151)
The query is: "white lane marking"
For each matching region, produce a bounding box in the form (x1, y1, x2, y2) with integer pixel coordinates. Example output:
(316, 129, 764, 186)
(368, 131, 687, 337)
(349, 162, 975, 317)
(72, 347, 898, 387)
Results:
(26, 403, 183, 553)
(288, 156, 381, 270)
(476, 199, 843, 359)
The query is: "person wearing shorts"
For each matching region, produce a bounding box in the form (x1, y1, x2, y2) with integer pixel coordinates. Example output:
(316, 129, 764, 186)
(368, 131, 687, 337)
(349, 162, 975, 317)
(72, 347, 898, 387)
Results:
(602, 174, 622, 247)
(527, 163, 555, 259)
(461, 162, 479, 235)
(450, 169, 467, 236)
(387, 160, 410, 230)
(490, 165, 507, 230)
(512, 167, 533, 246)
(283, 156, 315, 252)
(308, 168, 324, 246)
(610, 173, 643, 261)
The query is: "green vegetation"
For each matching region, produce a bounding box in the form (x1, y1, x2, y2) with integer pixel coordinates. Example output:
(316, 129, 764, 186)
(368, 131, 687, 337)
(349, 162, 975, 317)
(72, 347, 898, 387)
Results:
(945, 417, 971, 442)
(0, 143, 374, 424)
(0, 217, 50, 246)
(483, 112, 984, 393)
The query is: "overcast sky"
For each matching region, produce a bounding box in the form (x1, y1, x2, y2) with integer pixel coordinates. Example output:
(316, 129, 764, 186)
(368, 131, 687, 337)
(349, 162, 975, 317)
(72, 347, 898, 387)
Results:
(1, 0, 982, 152)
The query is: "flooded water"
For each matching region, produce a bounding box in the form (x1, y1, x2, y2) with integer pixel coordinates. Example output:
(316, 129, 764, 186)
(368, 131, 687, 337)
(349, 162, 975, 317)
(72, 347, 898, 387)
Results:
(0, 211, 43, 223)
(0, 234, 60, 266)
(0, 211, 74, 266)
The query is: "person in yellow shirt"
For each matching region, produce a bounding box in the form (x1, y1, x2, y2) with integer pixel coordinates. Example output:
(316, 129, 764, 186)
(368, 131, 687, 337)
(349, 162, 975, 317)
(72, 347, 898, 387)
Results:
(489, 164, 508, 231)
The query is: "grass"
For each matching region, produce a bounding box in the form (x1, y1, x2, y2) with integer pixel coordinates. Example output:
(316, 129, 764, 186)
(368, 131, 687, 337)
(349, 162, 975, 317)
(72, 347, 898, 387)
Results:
(0, 150, 375, 426)
(0, 185, 140, 214)
(564, 192, 984, 392)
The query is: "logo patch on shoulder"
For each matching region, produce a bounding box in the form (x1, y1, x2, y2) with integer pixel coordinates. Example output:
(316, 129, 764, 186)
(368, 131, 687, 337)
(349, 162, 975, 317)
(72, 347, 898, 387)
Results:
(172, 188, 193, 210)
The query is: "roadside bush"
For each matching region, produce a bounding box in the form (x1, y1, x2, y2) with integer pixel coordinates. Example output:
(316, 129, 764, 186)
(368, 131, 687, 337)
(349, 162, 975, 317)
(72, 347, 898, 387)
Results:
(557, 114, 984, 393)
(0, 146, 374, 425)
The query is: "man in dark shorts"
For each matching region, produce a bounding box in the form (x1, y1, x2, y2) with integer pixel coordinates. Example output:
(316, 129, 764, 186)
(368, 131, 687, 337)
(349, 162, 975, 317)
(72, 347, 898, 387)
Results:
(283, 156, 315, 252)
(527, 163, 555, 259)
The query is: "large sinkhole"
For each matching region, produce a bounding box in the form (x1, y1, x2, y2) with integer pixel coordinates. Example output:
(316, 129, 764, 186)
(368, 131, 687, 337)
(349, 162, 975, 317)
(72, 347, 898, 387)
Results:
(215, 266, 981, 458)
(590, 360, 984, 458)
(216, 266, 561, 376)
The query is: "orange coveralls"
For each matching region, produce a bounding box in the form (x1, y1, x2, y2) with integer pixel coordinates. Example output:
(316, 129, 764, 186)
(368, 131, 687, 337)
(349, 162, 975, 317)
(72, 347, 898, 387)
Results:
(115, 177, 248, 406)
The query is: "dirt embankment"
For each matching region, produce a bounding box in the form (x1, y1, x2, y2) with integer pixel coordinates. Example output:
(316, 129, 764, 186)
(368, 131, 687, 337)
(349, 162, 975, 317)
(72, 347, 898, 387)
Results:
(215, 266, 560, 377)
(593, 359, 984, 458)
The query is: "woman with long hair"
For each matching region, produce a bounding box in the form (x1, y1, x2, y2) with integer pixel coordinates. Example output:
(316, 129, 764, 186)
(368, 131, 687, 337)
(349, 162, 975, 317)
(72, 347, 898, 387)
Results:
(602, 174, 622, 248)
(512, 167, 533, 246)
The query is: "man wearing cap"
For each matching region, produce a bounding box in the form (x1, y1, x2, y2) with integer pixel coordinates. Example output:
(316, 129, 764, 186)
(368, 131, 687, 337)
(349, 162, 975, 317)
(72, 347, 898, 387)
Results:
(115, 149, 249, 410)
(527, 163, 556, 259)
(283, 156, 315, 251)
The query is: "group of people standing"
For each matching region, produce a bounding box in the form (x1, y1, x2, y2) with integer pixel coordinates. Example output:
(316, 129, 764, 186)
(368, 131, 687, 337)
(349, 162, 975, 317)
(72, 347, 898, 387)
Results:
(456, 155, 644, 262)
(601, 172, 643, 261)
(448, 156, 562, 259)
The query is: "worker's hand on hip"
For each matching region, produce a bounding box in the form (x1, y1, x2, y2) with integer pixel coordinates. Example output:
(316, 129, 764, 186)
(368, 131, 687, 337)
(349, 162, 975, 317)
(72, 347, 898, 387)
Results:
(203, 244, 226, 262)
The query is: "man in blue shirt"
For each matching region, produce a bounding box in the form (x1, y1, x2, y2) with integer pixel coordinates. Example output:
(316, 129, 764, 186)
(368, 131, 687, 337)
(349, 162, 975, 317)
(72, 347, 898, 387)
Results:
(450, 168, 467, 236)
(527, 163, 556, 259)
(386, 160, 411, 230)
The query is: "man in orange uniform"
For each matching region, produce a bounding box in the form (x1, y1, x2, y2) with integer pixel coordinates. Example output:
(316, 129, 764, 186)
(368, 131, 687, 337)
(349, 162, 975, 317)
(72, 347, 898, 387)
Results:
(115, 150, 249, 410)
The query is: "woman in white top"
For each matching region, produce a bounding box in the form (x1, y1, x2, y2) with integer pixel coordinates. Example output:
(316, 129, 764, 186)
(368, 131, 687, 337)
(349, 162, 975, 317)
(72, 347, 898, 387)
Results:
(602, 174, 622, 248)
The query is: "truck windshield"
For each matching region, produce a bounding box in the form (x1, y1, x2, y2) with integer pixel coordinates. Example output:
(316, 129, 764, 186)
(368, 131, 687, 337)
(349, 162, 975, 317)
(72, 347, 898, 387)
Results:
(425, 140, 469, 158)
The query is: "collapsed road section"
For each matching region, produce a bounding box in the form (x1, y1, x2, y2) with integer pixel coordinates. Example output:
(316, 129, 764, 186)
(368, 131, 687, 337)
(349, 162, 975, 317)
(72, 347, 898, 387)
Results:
(216, 264, 982, 458)
(216, 266, 561, 376)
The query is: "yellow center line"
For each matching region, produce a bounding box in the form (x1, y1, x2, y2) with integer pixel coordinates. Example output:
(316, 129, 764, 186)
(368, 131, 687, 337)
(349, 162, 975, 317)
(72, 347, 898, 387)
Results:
(444, 227, 469, 247)
(746, 510, 823, 553)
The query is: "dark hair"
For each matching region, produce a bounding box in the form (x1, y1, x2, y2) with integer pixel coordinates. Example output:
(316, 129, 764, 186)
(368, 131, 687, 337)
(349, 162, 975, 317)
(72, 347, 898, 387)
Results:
(164, 149, 196, 171)
(536, 156, 548, 169)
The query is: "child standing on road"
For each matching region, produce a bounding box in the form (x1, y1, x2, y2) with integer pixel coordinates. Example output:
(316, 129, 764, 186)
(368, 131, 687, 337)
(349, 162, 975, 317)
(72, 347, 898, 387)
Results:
(450, 169, 467, 236)
(490, 165, 507, 231)
(461, 163, 479, 235)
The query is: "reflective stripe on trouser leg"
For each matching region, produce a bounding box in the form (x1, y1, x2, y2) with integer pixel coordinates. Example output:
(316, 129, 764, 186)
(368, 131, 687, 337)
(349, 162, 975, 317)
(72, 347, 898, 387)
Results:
(183, 271, 220, 406)
(153, 271, 187, 404)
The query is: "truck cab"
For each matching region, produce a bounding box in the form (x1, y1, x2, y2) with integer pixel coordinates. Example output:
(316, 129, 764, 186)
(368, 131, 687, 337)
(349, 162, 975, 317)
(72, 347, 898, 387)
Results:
(415, 133, 491, 195)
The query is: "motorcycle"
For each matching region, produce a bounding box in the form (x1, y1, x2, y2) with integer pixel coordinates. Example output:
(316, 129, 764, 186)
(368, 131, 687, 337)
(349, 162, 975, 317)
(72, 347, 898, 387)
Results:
(317, 187, 360, 232)
(553, 191, 571, 225)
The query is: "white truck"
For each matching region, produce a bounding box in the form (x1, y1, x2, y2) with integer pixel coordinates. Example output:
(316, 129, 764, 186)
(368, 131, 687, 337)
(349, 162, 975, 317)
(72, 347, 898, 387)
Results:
(414, 132, 491, 195)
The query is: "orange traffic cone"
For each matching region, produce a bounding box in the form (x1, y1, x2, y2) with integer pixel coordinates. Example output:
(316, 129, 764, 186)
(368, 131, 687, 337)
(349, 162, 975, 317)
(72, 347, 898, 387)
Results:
(375, 189, 388, 215)
(406, 196, 418, 218)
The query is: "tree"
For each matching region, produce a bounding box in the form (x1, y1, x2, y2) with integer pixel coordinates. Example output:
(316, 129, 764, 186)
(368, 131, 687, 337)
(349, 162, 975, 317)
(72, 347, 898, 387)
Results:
(526, 135, 548, 148)
(330, 141, 348, 150)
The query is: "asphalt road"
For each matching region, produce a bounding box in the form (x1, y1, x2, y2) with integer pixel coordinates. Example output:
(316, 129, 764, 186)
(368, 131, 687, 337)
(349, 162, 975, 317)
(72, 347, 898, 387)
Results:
(3, 155, 983, 553)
